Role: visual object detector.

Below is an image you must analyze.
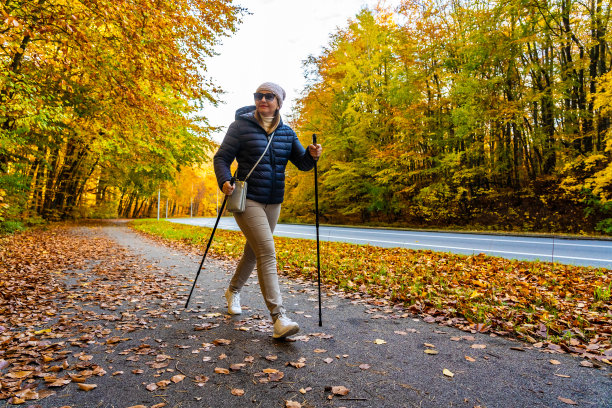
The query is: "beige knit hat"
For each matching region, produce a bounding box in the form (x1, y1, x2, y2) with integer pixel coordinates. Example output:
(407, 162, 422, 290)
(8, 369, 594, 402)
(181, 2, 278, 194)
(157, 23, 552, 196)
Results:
(255, 82, 286, 109)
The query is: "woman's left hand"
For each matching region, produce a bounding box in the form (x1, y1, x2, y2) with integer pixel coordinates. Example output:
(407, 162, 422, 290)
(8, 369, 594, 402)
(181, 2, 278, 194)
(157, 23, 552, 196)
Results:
(308, 144, 322, 160)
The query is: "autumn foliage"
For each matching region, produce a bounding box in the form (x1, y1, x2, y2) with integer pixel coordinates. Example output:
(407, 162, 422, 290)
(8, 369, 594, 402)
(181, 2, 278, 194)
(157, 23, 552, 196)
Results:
(284, 1, 612, 234)
(0, 0, 242, 224)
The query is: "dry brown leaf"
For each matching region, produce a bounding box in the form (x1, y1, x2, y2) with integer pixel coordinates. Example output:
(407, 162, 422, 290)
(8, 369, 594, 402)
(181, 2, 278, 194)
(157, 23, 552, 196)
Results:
(156, 380, 171, 388)
(550, 359, 562, 365)
(558, 397, 578, 405)
(286, 401, 302, 408)
(77, 383, 97, 391)
(230, 363, 246, 371)
(194, 375, 209, 386)
(171, 374, 185, 383)
(465, 356, 476, 362)
(265, 354, 278, 361)
(231, 388, 245, 396)
(146, 383, 158, 391)
(331, 385, 350, 396)
(214, 367, 230, 374)
(471, 344, 487, 349)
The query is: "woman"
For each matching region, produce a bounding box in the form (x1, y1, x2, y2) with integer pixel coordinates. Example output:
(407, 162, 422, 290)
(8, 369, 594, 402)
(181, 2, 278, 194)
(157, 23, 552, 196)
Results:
(213, 82, 322, 339)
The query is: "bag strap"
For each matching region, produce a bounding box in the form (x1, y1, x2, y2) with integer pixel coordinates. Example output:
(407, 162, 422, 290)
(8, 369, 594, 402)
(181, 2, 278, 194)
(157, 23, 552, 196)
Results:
(241, 131, 275, 182)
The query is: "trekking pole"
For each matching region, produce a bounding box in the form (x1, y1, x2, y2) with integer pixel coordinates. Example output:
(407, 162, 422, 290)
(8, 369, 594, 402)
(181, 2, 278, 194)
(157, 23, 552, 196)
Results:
(313, 134, 322, 327)
(184, 178, 234, 308)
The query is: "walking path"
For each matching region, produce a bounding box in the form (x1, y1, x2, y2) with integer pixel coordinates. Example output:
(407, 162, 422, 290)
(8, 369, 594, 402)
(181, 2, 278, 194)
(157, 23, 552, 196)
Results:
(4, 221, 609, 408)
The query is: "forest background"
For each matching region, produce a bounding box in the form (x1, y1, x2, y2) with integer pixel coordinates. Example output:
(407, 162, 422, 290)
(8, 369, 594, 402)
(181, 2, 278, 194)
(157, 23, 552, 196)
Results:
(1, 0, 611, 235)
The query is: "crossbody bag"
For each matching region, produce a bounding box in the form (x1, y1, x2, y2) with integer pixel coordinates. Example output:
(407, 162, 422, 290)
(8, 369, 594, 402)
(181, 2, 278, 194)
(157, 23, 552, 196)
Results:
(226, 131, 276, 213)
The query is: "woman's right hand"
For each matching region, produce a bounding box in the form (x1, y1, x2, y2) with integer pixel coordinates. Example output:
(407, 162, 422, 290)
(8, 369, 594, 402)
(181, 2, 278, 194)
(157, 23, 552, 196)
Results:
(222, 181, 235, 195)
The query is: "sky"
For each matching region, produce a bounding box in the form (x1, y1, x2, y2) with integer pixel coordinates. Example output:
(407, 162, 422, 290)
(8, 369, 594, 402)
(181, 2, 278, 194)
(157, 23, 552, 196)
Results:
(203, 0, 401, 143)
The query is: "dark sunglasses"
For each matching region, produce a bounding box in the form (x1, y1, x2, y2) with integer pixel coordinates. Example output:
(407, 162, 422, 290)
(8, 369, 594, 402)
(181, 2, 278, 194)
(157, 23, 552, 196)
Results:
(253, 92, 276, 102)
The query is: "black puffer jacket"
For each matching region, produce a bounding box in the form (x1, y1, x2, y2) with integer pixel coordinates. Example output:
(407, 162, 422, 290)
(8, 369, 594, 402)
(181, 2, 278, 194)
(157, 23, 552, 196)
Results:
(214, 106, 315, 204)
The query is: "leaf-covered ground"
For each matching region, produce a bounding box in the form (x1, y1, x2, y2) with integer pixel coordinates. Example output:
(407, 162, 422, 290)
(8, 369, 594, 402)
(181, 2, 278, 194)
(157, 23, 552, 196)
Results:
(0, 221, 610, 407)
(132, 220, 612, 357)
(0, 225, 187, 404)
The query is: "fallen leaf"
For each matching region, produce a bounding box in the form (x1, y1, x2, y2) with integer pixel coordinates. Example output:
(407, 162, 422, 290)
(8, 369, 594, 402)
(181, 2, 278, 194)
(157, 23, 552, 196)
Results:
(313, 348, 327, 353)
(77, 383, 97, 391)
(214, 367, 230, 374)
(443, 369, 454, 377)
(471, 344, 487, 349)
(171, 374, 185, 383)
(265, 354, 278, 361)
(230, 363, 246, 371)
(156, 380, 171, 388)
(194, 375, 209, 385)
(550, 359, 561, 365)
(146, 383, 158, 391)
(7, 370, 33, 379)
(323, 358, 333, 364)
(555, 374, 571, 378)
(424, 343, 435, 348)
(424, 349, 439, 355)
(286, 401, 302, 408)
(231, 388, 245, 396)
(580, 361, 594, 368)
(359, 364, 371, 370)
(331, 385, 350, 395)
(465, 356, 476, 362)
(48, 378, 71, 387)
(558, 397, 577, 405)
(263, 368, 279, 374)
(213, 338, 231, 346)
(374, 339, 387, 344)
(269, 371, 284, 382)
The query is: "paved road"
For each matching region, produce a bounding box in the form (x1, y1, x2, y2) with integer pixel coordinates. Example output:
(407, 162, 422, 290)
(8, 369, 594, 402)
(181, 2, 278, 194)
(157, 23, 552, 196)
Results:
(168, 217, 612, 269)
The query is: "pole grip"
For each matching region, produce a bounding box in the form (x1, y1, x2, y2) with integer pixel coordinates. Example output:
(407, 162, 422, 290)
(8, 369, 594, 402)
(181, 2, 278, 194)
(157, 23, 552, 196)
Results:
(230, 177, 235, 186)
(312, 134, 317, 145)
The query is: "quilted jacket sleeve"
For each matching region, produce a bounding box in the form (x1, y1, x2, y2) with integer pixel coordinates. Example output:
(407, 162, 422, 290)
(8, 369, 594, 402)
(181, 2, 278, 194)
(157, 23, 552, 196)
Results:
(289, 133, 315, 171)
(213, 121, 240, 190)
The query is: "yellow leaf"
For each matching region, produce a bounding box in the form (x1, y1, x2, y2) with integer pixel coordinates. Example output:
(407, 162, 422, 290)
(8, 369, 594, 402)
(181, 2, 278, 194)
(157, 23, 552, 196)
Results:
(374, 339, 387, 344)
(34, 328, 51, 335)
(443, 369, 454, 377)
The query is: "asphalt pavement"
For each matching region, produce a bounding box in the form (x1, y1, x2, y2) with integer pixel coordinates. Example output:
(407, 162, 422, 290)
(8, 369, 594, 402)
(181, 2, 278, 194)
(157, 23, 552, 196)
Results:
(31, 222, 611, 408)
(168, 217, 612, 269)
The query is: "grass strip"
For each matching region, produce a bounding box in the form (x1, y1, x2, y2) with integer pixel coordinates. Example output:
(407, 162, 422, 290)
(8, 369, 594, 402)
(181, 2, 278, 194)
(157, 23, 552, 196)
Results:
(130, 219, 611, 354)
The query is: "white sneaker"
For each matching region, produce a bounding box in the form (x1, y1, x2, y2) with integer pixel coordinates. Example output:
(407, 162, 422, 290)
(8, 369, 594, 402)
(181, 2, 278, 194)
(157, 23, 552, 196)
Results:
(272, 314, 299, 339)
(225, 289, 241, 315)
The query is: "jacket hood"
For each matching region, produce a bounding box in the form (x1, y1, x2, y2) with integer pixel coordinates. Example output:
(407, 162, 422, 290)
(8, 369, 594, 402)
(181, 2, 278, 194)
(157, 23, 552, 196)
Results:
(235, 105, 256, 121)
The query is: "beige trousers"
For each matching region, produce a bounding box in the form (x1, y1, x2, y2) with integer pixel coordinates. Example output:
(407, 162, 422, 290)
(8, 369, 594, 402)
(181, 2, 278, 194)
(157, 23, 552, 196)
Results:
(230, 199, 284, 318)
